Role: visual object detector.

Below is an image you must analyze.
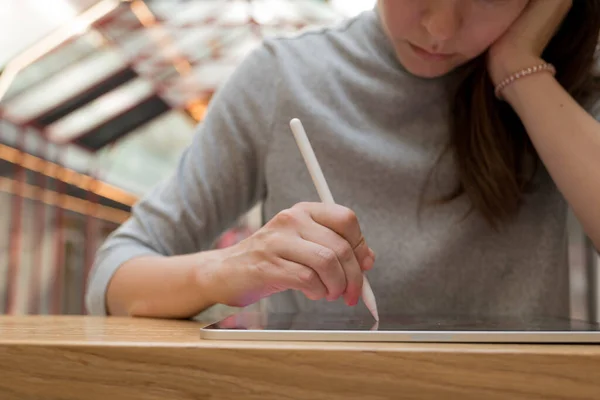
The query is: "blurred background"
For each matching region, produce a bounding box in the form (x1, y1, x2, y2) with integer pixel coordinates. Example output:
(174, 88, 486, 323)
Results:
(0, 0, 597, 319)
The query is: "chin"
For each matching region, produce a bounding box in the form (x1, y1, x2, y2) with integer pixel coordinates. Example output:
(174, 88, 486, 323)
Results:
(394, 44, 465, 79)
(399, 60, 456, 79)
(403, 64, 454, 78)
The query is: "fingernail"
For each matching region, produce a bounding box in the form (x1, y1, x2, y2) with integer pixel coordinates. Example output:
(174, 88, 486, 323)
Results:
(369, 248, 376, 260)
(362, 255, 375, 271)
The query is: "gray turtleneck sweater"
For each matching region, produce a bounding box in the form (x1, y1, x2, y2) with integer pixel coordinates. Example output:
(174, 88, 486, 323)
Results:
(86, 10, 582, 319)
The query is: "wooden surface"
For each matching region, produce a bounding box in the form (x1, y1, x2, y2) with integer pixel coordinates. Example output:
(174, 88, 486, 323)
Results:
(0, 316, 600, 399)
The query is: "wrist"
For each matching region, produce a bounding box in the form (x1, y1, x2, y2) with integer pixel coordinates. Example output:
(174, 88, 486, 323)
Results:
(500, 68, 558, 106)
(191, 248, 230, 307)
(488, 50, 544, 87)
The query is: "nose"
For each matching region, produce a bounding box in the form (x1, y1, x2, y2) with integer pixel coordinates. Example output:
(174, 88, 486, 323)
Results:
(422, 1, 461, 43)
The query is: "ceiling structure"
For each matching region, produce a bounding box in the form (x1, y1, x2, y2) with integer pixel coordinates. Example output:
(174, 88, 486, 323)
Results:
(0, 0, 372, 198)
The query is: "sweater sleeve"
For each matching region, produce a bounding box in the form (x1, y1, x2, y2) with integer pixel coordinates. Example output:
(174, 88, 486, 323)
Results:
(85, 42, 279, 315)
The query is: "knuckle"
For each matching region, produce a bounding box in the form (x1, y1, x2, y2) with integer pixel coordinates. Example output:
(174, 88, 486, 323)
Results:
(315, 247, 338, 270)
(334, 242, 354, 262)
(274, 209, 299, 226)
(298, 269, 318, 286)
(292, 202, 311, 211)
(339, 207, 358, 227)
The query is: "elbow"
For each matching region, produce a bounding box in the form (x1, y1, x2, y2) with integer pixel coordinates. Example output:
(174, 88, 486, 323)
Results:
(125, 300, 153, 318)
(102, 278, 151, 317)
(85, 267, 136, 317)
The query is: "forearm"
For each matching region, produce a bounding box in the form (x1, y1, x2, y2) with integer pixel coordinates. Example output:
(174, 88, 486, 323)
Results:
(106, 251, 223, 318)
(502, 67, 600, 248)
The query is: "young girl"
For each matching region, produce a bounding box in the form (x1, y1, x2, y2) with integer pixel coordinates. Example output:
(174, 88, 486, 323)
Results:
(86, 0, 600, 320)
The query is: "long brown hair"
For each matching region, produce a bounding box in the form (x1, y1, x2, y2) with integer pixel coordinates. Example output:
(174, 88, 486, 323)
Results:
(433, 1, 600, 229)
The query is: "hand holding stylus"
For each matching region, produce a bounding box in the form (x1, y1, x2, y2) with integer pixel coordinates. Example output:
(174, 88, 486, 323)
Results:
(289, 118, 379, 321)
(202, 121, 377, 314)
(208, 196, 376, 309)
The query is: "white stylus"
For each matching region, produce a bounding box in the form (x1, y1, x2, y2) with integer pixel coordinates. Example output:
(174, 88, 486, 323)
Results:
(289, 118, 379, 321)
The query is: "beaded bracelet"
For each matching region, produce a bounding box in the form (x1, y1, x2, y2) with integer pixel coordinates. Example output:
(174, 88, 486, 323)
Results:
(494, 62, 556, 100)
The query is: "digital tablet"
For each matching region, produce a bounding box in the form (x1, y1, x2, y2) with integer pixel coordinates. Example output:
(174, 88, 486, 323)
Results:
(199, 309, 600, 343)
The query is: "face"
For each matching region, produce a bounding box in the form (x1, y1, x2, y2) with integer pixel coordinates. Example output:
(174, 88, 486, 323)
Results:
(378, 0, 530, 78)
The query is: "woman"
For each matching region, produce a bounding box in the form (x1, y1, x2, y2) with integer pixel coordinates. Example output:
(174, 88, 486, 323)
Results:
(86, 0, 600, 320)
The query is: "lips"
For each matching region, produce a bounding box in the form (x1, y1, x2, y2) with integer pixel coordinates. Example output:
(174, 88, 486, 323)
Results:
(409, 43, 453, 61)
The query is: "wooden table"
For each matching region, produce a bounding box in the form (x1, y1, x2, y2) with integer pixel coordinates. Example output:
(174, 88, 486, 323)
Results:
(0, 316, 599, 399)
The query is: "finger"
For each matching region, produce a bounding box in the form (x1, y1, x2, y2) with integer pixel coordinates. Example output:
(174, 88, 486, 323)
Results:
(363, 247, 376, 271)
(274, 235, 346, 302)
(298, 220, 363, 305)
(273, 258, 328, 301)
(293, 202, 373, 268)
(354, 236, 374, 271)
(218, 312, 264, 329)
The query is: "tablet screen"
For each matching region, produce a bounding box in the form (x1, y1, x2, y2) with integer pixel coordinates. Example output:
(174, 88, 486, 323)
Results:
(204, 310, 600, 332)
